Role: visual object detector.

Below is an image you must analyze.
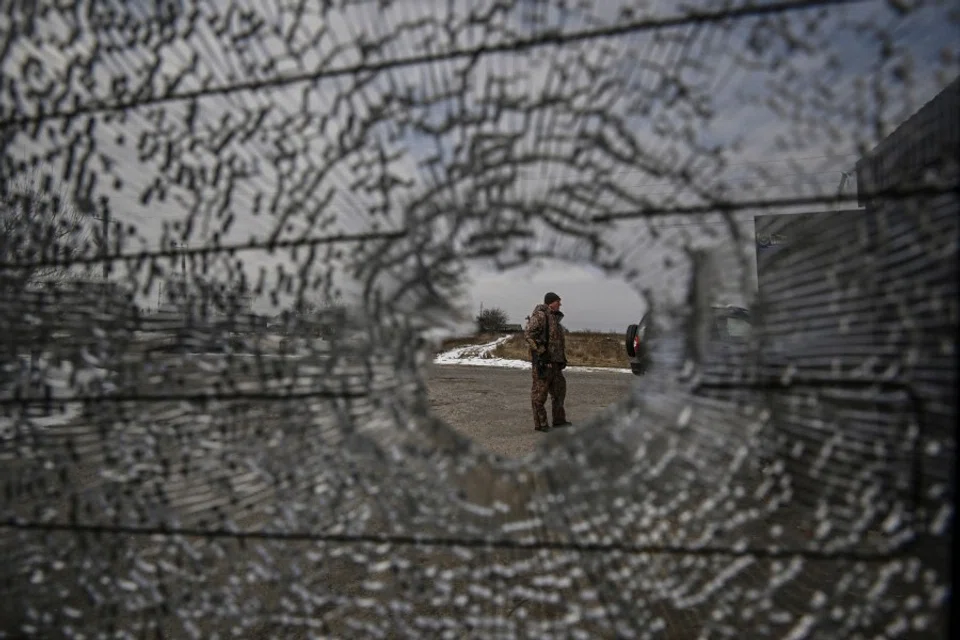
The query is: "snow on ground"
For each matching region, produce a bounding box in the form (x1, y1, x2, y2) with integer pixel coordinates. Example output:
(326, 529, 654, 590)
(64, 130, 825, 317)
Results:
(433, 336, 633, 374)
(0, 357, 115, 437)
(432, 335, 514, 364)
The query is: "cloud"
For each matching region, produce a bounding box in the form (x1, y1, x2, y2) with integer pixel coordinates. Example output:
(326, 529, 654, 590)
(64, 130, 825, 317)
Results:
(458, 258, 647, 333)
(1, 0, 956, 326)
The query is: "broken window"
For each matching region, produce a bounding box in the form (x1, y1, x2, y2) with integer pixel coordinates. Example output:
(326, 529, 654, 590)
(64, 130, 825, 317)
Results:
(0, 1, 956, 638)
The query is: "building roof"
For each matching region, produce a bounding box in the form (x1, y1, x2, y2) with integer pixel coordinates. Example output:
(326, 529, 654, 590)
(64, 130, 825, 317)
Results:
(855, 75, 959, 204)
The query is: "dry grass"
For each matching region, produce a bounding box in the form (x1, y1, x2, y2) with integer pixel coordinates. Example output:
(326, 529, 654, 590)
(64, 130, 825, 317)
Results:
(489, 331, 629, 369)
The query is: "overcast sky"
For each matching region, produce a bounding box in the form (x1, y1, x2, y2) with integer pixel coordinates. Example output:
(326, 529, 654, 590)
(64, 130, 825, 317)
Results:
(458, 259, 646, 333)
(2, 0, 957, 333)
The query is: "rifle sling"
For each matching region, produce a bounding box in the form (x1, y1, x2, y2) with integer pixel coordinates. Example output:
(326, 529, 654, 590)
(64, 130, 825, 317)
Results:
(543, 310, 549, 361)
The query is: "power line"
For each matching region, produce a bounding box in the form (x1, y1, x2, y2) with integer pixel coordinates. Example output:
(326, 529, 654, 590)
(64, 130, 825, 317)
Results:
(608, 170, 850, 197)
(516, 166, 856, 190)
(0, 518, 913, 562)
(590, 183, 952, 223)
(0, 387, 374, 409)
(0, 183, 949, 273)
(0, 0, 865, 129)
(0, 228, 405, 273)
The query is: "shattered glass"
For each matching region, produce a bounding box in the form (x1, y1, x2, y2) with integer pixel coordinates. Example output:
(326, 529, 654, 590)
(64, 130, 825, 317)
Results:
(0, 0, 956, 637)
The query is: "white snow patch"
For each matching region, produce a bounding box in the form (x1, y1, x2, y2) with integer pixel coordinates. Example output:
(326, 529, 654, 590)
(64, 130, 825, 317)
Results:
(432, 335, 514, 364)
(0, 356, 113, 435)
(433, 337, 632, 374)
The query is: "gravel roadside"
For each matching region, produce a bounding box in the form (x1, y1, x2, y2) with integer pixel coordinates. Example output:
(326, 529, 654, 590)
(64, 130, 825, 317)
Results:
(424, 363, 635, 459)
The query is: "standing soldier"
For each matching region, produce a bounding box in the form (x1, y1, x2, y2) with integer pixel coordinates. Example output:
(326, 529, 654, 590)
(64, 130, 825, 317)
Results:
(524, 292, 572, 432)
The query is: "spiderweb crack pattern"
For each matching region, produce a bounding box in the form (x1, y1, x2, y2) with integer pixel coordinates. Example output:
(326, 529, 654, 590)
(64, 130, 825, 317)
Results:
(0, 0, 956, 637)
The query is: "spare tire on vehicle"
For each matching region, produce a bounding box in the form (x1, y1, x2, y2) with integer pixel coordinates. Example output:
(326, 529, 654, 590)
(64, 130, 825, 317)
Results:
(625, 324, 639, 357)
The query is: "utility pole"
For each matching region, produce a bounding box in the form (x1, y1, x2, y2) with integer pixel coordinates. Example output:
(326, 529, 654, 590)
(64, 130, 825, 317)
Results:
(170, 241, 187, 274)
(101, 207, 109, 280)
(80, 198, 112, 280)
(167, 241, 186, 314)
(837, 171, 851, 196)
(78, 199, 119, 317)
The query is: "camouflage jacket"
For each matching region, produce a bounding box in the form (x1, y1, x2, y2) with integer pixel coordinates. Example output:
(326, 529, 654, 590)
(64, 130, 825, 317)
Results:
(524, 304, 566, 364)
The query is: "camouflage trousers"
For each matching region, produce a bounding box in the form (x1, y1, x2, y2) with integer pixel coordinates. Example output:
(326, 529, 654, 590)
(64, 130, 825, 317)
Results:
(531, 363, 566, 429)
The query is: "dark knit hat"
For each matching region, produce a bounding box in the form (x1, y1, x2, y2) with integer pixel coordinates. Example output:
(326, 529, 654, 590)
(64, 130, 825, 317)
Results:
(544, 292, 561, 305)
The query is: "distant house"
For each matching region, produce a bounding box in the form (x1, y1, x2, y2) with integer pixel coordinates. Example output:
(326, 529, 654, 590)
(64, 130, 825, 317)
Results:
(152, 273, 262, 331)
(27, 278, 136, 320)
(11, 278, 140, 357)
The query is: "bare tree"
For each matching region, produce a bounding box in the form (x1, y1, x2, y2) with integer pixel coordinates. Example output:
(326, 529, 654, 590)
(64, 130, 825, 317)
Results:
(476, 306, 509, 332)
(0, 174, 114, 366)
(0, 172, 90, 291)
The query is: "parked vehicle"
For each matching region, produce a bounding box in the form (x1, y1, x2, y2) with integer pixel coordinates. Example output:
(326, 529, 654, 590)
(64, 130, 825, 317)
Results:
(624, 304, 754, 377)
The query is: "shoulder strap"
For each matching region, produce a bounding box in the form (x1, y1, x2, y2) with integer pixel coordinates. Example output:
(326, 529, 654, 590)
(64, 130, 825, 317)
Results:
(543, 310, 549, 350)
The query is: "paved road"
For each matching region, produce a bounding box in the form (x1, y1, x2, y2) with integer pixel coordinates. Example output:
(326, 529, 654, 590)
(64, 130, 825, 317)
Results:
(425, 364, 634, 459)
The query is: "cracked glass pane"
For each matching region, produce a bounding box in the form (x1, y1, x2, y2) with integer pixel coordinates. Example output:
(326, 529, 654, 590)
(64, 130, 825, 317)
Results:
(0, 0, 956, 638)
